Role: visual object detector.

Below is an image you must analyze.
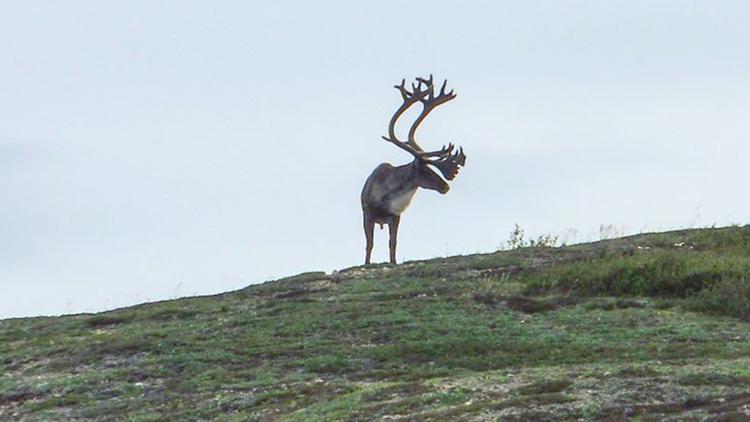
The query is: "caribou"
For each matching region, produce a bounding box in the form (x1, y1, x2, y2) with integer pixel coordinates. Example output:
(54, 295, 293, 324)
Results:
(360, 75, 466, 265)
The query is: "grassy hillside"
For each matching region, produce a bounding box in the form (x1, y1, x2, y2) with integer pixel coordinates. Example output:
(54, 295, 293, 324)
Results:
(4, 226, 750, 420)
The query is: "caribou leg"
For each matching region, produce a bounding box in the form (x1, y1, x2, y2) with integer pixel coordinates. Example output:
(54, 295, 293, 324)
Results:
(388, 215, 401, 264)
(364, 214, 374, 265)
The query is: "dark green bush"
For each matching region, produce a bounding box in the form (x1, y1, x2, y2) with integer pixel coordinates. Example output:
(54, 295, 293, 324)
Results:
(687, 278, 750, 320)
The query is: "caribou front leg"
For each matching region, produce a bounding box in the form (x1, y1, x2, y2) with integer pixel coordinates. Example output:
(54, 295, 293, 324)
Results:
(363, 214, 374, 265)
(388, 215, 401, 264)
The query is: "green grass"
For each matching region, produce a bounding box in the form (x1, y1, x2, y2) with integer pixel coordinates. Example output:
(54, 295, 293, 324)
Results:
(4, 226, 750, 420)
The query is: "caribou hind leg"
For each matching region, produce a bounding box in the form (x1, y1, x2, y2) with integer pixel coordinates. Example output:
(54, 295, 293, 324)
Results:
(364, 214, 374, 265)
(388, 215, 401, 264)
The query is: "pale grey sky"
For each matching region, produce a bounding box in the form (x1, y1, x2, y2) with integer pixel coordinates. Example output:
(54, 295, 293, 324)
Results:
(2, 1, 749, 318)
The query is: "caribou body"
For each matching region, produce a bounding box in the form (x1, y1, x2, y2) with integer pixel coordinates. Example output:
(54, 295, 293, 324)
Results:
(361, 75, 466, 264)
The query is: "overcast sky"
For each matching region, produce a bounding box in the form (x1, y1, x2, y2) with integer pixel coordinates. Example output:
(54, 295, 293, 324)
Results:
(2, 1, 749, 318)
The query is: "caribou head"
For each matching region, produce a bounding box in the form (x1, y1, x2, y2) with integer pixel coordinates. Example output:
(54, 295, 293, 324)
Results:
(360, 75, 466, 265)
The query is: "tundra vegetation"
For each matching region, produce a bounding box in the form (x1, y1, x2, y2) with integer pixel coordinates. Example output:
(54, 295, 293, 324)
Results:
(4, 226, 750, 420)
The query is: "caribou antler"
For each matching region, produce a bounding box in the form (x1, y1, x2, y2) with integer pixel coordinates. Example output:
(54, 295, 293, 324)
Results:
(382, 75, 466, 179)
(407, 75, 456, 152)
(382, 78, 430, 158)
(426, 146, 466, 180)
